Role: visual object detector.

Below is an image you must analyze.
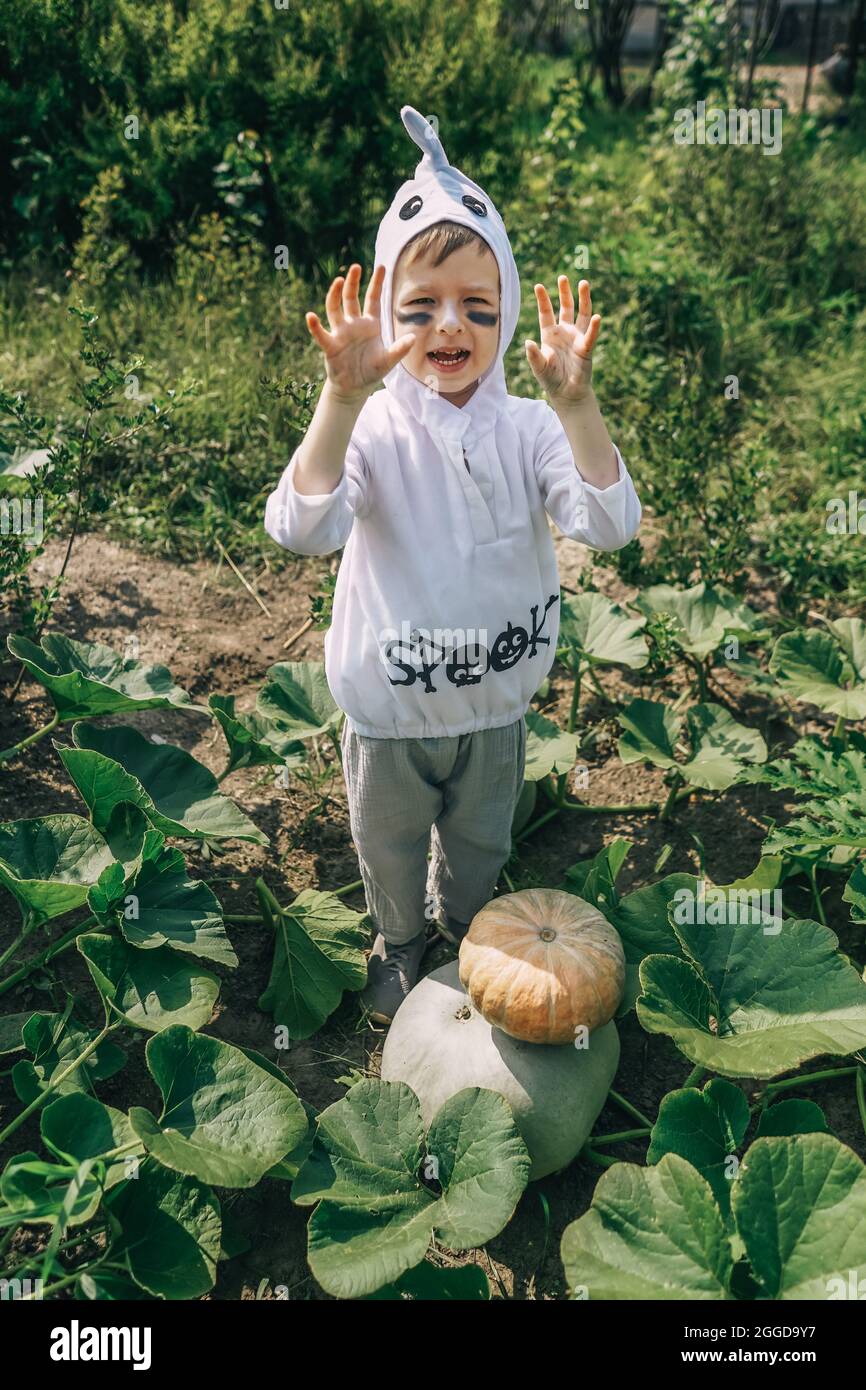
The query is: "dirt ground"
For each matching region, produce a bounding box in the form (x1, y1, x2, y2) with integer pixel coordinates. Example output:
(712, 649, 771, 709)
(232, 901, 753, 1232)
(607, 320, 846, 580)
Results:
(1, 526, 863, 1300)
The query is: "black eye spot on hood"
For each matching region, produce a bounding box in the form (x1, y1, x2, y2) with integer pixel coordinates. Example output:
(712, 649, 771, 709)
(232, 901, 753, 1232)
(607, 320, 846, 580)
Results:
(462, 194, 487, 217)
(399, 195, 423, 220)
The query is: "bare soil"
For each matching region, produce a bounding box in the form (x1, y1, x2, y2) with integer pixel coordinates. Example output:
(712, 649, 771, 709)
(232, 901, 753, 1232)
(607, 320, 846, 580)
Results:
(1, 528, 863, 1301)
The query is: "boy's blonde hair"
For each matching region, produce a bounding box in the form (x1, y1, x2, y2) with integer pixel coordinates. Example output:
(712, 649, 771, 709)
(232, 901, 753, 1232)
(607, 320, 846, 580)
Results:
(400, 219, 492, 269)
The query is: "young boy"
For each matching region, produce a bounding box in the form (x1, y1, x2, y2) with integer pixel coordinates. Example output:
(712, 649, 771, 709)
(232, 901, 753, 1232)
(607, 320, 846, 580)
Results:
(264, 106, 641, 1024)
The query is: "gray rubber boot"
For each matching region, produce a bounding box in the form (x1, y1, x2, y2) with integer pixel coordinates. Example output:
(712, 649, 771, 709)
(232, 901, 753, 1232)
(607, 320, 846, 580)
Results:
(362, 930, 429, 1025)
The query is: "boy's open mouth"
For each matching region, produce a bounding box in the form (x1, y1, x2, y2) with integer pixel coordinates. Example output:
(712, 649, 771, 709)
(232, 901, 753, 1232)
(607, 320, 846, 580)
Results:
(427, 347, 470, 374)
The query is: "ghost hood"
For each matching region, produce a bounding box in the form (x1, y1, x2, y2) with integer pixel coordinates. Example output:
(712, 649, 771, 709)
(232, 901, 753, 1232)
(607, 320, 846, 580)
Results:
(375, 107, 521, 427)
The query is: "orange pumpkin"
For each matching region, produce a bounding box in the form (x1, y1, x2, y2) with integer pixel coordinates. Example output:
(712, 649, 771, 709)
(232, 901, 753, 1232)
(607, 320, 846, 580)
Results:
(457, 889, 625, 1045)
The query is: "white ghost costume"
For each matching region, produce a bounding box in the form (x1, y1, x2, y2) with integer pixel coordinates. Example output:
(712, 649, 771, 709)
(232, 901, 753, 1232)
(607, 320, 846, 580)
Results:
(265, 106, 641, 739)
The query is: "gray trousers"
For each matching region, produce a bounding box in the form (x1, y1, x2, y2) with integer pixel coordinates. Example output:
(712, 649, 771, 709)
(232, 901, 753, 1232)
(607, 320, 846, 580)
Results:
(340, 717, 527, 945)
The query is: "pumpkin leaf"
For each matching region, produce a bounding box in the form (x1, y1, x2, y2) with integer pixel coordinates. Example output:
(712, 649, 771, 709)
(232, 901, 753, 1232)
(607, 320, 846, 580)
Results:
(647, 1080, 751, 1218)
(38, 1093, 138, 1221)
(637, 916, 866, 1078)
(732, 1134, 866, 1299)
(13, 1013, 126, 1103)
(56, 722, 268, 845)
(769, 628, 866, 721)
(208, 694, 307, 775)
(0, 1151, 103, 1228)
(606, 874, 698, 965)
(0, 1011, 44, 1057)
(77, 934, 219, 1033)
(560, 1153, 733, 1299)
(257, 886, 368, 1040)
(558, 593, 649, 669)
(255, 661, 342, 738)
(618, 700, 766, 791)
(738, 735, 866, 799)
(0, 815, 116, 923)
(616, 697, 680, 772)
(107, 1164, 222, 1300)
(633, 583, 765, 661)
(76, 1272, 154, 1301)
(754, 1100, 830, 1139)
(562, 839, 632, 913)
(763, 790, 866, 856)
(101, 851, 237, 968)
(128, 1026, 308, 1188)
(6, 632, 197, 719)
(523, 710, 580, 781)
(831, 617, 866, 681)
(844, 861, 866, 924)
(680, 705, 767, 790)
(292, 1079, 530, 1299)
(365, 1261, 491, 1300)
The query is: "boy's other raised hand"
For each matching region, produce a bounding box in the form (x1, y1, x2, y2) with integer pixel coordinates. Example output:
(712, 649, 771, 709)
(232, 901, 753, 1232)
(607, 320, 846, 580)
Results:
(305, 264, 415, 406)
(525, 277, 601, 408)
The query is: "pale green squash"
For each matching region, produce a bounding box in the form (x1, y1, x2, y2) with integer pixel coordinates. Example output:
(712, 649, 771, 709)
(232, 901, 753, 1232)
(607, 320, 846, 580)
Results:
(380, 961, 620, 1181)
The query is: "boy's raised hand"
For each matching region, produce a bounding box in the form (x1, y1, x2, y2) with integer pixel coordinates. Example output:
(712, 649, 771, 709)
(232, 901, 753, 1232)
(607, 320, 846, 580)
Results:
(525, 277, 601, 407)
(305, 264, 415, 405)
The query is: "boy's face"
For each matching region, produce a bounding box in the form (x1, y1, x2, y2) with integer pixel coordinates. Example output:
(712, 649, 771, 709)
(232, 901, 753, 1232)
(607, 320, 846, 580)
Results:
(391, 241, 501, 399)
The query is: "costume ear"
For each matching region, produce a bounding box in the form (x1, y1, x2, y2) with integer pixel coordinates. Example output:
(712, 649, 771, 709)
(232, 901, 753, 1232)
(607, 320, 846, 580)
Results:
(400, 105, 450, 172)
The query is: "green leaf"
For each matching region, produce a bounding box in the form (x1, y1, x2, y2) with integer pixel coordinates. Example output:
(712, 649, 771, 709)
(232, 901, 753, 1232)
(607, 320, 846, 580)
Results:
(562, 839, 632, 913)
(76, 1271, 153, 1300)
(39, 1093, 137, 1216)
(365, 1261, 491, 1300)
(257, 887, 368, 1040)
(0, 1151, 102, 1227)
(109, 852, 237, 968)
(733, 1134, 866, 1299)
(256, 661, 342, 738)
(128, 1026, 308, 1188)
(680, 705, 767, 790)
(78, 934, 219, 1032)
(634, 583, 764, 660)
(558, 593, 648, 669)
(606, 874, 698, 965)
(616, 697, 680, 773)
(764, 790, 866, 856)
(754, 1100, 829, 1138)
(56, 722, 268, 845)
(0, 1011, 44, 1057)
(560, 1154, 733, 1300)
(647, 1080, 750, 1217)
(740, 735, 866, 799)
(638, 916, 866, 1079)
(831, 617, 866, 682)
(769, 629, 866, 721)
(0, 815, 115, 922)
(209, 694, 307, 775)
(293, 1080, 530, 1299)
(14, 1012, 126, 1102)
(523, 710, 580, 781)
(107, 1163, 221, 1299)
(6, 632, 197, 719)
(844, 861, 866, 924)
(618, 700, 765, 790)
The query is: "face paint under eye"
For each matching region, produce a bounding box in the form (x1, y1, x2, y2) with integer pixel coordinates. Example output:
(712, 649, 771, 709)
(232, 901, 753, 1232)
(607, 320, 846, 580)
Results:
(467, 311, 498, 327)
(396, 310, 432, 325)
